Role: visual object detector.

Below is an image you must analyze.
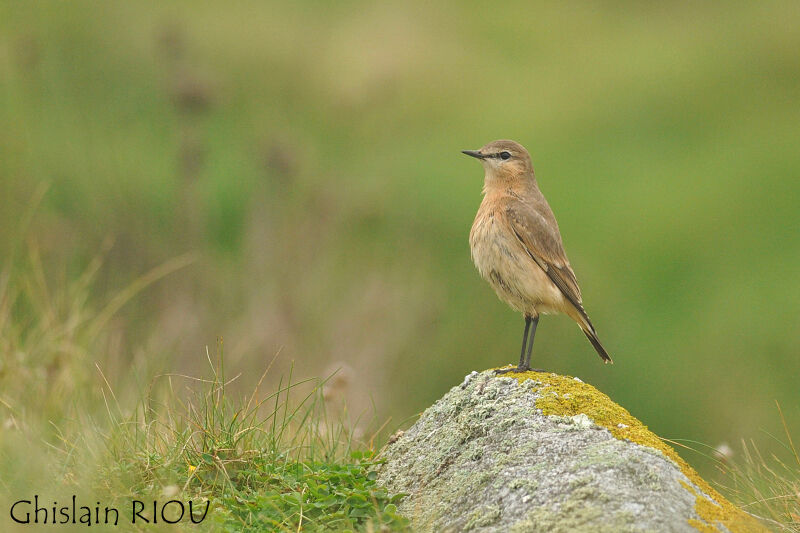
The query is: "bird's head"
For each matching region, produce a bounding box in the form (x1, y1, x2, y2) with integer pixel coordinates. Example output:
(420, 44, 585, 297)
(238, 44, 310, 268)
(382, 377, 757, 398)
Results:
(462, 140, 533, 185)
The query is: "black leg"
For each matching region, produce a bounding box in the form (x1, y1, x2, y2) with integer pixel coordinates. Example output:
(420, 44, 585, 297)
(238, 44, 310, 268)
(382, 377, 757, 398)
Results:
(523, 315, 539, 369)
(495, 315, 532, 374)
(517, 315, 531, 367)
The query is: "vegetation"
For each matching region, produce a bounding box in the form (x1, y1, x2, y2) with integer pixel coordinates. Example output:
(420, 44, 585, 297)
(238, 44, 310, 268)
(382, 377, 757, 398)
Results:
(98, 353, 409, 532)
(716, 405, 800, 531)
(0, 244, 407, 531)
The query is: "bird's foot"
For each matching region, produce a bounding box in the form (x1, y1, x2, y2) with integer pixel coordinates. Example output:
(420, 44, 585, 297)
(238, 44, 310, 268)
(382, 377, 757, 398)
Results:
(494, 365, 544, 375)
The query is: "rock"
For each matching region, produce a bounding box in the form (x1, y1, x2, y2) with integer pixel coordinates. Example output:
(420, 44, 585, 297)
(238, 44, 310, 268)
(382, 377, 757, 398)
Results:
(377, 369, 766, 533)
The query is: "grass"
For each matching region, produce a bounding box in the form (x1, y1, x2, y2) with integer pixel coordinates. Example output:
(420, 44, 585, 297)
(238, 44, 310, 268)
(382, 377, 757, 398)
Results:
(95, 347, 409, 532)
(717, 404, 800, 532)
(0, 238, 409, 532)
(669, 405, 800, 531)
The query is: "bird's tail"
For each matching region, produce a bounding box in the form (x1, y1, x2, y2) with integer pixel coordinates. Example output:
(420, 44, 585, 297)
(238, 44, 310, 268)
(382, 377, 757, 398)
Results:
(582, 326, 613, 363)
(569, 304, 613, 364)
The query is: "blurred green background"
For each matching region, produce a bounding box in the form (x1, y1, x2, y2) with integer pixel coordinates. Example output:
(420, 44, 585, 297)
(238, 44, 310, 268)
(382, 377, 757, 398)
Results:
(2, 1, 799, 482)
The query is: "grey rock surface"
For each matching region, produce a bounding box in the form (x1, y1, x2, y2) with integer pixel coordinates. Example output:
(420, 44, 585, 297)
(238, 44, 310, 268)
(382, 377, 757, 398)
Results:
(377, 370, 750, 533)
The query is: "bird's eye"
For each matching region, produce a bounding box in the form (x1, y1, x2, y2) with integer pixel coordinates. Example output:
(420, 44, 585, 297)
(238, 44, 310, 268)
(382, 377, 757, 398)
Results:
(500, 151, 511, 160)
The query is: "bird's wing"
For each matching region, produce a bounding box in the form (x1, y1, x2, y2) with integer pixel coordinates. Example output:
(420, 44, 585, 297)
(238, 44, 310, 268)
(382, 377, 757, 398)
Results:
(505, 199, 612, 363)
(503, 200, 586, 317)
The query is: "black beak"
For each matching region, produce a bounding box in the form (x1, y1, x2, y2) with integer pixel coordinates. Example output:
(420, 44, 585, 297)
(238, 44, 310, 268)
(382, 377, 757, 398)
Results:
(461, 150, 485, 159)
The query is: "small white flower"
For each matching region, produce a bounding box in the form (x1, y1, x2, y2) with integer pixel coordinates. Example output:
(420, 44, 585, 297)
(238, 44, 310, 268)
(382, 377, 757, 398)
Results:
(713, 442, 734, 462)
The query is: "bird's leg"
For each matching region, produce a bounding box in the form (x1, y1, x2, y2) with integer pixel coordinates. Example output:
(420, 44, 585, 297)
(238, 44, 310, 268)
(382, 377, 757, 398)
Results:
(517, 315, 532, 368)
(522, 315, 540, 370)
(495, 315, 531, 374)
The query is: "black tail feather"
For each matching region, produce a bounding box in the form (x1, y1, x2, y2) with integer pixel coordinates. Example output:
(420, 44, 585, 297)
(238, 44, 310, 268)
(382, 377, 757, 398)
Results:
(583, 328, 613, 364)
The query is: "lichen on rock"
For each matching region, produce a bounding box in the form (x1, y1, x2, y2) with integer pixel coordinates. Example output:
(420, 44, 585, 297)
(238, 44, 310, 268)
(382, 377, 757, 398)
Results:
(377, 369, 766, 533)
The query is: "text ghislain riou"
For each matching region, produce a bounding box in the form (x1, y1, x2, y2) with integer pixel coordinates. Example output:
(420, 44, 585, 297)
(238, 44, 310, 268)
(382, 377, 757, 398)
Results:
(9, 496, 209, 526)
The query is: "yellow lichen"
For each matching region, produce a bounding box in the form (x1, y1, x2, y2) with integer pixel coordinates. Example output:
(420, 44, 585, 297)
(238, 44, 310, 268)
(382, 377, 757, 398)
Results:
(498, 368, 767, 533)
(681, 481, 738, 533)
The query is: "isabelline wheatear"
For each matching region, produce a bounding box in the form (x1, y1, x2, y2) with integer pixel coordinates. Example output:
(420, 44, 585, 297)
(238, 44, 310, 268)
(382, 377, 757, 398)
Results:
(464, 140, 612, 373)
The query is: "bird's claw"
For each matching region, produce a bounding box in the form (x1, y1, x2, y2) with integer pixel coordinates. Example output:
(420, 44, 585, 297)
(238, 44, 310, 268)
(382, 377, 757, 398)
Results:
(494, 366, 545, 375)
(495, 366, 530, 375)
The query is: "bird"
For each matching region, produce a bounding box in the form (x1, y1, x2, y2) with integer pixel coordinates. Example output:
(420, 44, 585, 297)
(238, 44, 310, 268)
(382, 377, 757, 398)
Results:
(464, 139, 612, 373)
